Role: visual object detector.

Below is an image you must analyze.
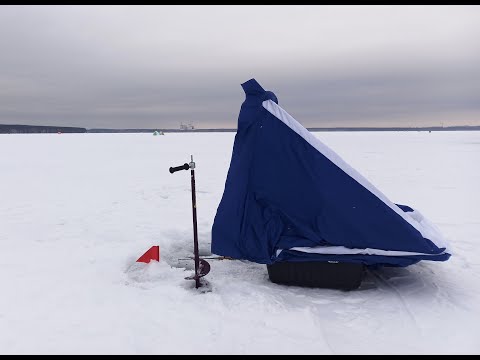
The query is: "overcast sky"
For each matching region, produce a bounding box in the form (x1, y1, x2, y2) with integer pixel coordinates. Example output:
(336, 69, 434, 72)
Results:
(1, 5, 479, 129)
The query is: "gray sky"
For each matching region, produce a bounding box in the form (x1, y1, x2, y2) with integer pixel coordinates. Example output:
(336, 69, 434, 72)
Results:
(1, 5, 479, 129)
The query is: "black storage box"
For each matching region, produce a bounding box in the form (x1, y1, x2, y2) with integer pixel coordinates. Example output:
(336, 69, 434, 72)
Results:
(267, 261, 365, 290)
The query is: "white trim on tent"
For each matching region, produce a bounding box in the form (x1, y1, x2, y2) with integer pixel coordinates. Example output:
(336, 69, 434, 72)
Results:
(262, 100, 450, 254)
(277, 246, 447, 258)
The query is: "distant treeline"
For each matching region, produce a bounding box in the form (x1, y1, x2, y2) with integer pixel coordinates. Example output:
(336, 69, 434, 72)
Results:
(1, 124, 480, 134)
(87, 128, 235, 133)
(88, 125, 480, 132)
(0, 124, 87, 134)
(307, 125, 480, 132)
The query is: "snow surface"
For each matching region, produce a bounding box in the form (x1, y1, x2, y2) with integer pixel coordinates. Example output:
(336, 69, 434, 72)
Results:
(0, 131, 479, 354)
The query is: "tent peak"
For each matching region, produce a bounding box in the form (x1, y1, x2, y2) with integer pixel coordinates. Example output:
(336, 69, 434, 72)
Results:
(241, 79, 278, 104)
(241, 78, 264, 95)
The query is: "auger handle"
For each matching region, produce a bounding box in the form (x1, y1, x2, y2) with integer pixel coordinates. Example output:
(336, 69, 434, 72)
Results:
(169, 163, 190, 173)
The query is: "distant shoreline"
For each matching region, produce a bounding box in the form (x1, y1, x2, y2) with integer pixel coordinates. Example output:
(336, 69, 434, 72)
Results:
(1, 124, 480, 134)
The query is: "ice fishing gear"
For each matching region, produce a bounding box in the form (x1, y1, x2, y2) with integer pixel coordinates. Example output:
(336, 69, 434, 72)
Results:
(169, 155, 210, 289)
(177, 256, 232, 261)
(136, 245, 160, 263)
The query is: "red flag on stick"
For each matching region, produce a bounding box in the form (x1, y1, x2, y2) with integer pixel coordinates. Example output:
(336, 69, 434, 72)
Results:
(136, 246, 160, 263)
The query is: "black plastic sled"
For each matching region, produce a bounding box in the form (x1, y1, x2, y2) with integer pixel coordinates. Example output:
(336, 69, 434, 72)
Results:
(267, 261, 365, 290)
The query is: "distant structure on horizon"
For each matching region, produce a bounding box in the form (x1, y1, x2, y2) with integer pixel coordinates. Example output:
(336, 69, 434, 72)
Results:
(179, 122, 195, 130)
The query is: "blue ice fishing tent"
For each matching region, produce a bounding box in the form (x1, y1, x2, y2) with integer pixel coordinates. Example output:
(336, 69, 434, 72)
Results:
(211, 79, 451, 268)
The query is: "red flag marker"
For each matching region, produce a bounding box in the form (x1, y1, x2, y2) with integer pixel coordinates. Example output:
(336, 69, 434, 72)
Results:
(136, 246, 160, 263)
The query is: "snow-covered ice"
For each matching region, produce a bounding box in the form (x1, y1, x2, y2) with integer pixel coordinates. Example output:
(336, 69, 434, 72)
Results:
(0, 131, 479, 354)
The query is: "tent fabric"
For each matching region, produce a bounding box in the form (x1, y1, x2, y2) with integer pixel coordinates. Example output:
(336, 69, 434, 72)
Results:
(211, 78, 451, 267)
